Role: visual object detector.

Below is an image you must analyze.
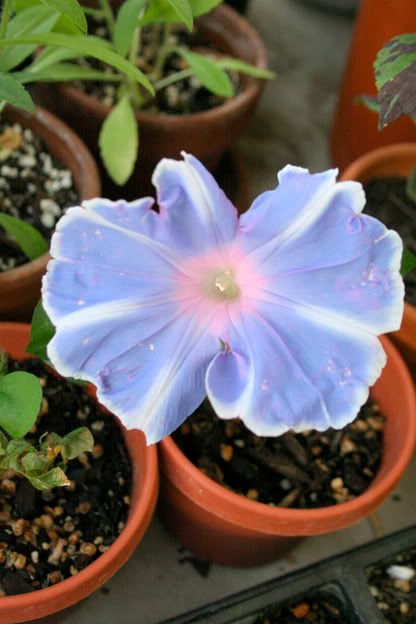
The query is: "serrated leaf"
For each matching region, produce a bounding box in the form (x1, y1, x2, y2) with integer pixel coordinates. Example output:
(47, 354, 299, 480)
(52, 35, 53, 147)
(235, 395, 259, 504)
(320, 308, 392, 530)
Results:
(29, 466, 70, 490)
(142, 0, 220, 24)
(0, 73, 35, 111)
(177, 49, 233, 97)
(99, 94, 139, 185)
(21, 451, 50, 475)
(402, 248, 416, 277)
(217, 58, 275, 80)
(27, 301, 56, 361)
(60, 427, 94, 461)
(113, 0, 147, 57)
(0, 5, 59, 72)
(15, 63, 123, 84)
(0, 213, 48, 260)
(374, 33, 416, 128)
(39, 0, 87, 33)
(0, 372, 43, 438)
(0, 33, 154, 94)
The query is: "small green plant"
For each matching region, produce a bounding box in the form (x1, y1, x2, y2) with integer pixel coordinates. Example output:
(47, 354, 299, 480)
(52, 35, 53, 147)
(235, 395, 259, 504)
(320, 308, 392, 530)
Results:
(0, 0, 274, 186)
(0, 348, 94, 491)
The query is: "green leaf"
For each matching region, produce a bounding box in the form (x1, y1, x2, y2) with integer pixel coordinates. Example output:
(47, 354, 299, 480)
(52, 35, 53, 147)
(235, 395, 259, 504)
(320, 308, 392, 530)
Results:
(0, 33, 154, 94)
(38, 0, 87, 33)
(113, 0, 147, 57)
(0, 5, 59, 72)
(189, 0, 222, 16)
(60, 427, 94, 461)
(142, 0, 220, 24)
(15, 63, 123, 84)
(355, 94, 381, 114)
(217, 58, 275, 80)
(29, 466, 70, 490)
(0, 351, 7, 377)
(40, 431, 62, 451)
(0, 431, 8, 455)
(99, 94, 139, 185)
(0, 73, 35, 111)
(166, 0, 193, 30)
(406, 167, 416, 204)
(402, 248, 416, 277)
(0, 372, 43, 438)
(28, 45, 82, 72)
(0, 438, 34, 470)
(21, 450, 50, 475)
(0, 212, 48, 261)
(177, 49, 234, 97)
(374, 33, 416, 128)
(27, 301, 56, 361)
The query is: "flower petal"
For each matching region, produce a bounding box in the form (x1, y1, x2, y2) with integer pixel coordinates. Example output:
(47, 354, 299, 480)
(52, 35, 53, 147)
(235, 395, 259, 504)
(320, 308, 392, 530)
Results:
(206, 300, 386, 436)
(152, 152, 238, 254)
(205, 348, 251, 420)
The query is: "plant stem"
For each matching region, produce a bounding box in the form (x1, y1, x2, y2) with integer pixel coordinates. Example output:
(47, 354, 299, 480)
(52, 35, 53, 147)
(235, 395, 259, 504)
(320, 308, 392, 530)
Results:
(82, 6, 106, 18)
(0, 0, 12, 41)
(99, 0, 115, 35)
(154, 68, 193, 92)
(152, 23, 173, 82)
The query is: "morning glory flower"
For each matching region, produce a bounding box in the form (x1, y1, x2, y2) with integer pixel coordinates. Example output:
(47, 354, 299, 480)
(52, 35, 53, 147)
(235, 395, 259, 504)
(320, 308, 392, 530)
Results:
(42, 154, 404, 444)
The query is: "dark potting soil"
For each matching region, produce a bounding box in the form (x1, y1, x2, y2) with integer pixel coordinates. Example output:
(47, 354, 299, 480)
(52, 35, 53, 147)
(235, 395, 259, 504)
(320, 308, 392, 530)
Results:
(363, 177, 416, 306)
(77, 18, 240, 115)
(173, 400, 384, 508)
(0, 122, 79, 272)
(0, 358, 132, 595)
(253, 595, 347, 623)
(368, 548, 416, 622)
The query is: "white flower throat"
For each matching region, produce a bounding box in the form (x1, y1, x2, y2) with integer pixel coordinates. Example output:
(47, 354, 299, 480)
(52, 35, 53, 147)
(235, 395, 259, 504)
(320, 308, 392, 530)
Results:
(203, 268, 241, 301)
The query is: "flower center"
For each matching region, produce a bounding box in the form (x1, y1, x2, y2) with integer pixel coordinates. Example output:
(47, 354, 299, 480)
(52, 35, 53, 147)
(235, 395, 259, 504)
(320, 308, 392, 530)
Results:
(203, 268, 241, 301)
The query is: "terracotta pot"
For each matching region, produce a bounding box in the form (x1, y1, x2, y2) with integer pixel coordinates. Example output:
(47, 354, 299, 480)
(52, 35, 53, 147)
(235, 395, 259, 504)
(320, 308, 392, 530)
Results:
(158, 337, 416, 567)
(34, 5, 268, 199)
(330, 0, 416, 172)
(0, 323, 159, 624)
(0, 107, 101, 323)
(341, 143, 416, 378)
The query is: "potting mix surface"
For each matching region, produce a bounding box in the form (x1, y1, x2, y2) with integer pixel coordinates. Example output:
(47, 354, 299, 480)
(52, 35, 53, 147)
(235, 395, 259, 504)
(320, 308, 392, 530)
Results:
(173, 400, 384, 508)
(0, 121, 78, 272)
(76, 18, 240, 115)
(253, 595, 347, 623)
(0, 358, 131, 595)
(368, 547, 416, 622)
(363, 177, 416, 306)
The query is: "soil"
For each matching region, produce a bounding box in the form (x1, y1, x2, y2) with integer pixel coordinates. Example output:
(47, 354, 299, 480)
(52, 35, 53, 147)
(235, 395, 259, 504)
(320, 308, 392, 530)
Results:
(254, 595, 347, 623)
(0, 358, 132, 596)
(173, 400, 384, 508)
(368, 548, 416, 622)
(76, 18, 240, 115)
(0, 122, 79, 272)
(363, 177, 416, 306)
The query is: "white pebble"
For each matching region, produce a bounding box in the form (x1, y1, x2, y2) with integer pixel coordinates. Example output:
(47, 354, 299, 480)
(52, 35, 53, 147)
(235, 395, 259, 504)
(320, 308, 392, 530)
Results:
(387, 565, 415, 581)
(1, 165, 18, 178)
(280, 479, 292, 491)
(40, 212, 55, 228)
(19, 155, 36, 168)
(40, 198, 61, 216)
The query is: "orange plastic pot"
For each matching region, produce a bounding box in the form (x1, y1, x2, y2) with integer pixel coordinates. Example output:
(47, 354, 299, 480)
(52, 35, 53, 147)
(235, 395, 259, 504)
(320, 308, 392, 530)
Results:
(0, 323, 159, 624)
(341, 143, 416, 378)
(158, 337, 416, 567)
(0, 107, 101, 323)
(331, 0, 416, 172)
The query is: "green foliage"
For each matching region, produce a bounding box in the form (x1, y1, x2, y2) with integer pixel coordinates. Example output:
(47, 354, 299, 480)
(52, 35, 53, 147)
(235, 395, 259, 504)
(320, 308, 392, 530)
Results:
(217, 58, 276, 80)
(177, 49, 234, 97)
(0, 72, 34, 111)
(374, 33, 416, 128)
(0, 212, 48, 260)
(38, 0, 87, 33)
(406, 167, 416, 204)
(165, 0, 193, 30)
(99, 94, 139, 185)
(142, 0, 221, 24)
(402, 248, 416, 277)
(27, 301, 56, 361)
(0, 371, 42, 437)
(113, 0, 147, 57)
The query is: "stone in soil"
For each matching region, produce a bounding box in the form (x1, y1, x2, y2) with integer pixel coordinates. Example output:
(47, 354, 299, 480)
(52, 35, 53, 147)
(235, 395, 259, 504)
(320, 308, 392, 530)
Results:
(0, 122, 78, 272)
(76, 17, 240, 115)
(173, 399, 384, 508)
(368, 547, 416, 622)
(0, 358, 132, 595)
(363, 177, 416, 306)
(254, 596, 347, 623)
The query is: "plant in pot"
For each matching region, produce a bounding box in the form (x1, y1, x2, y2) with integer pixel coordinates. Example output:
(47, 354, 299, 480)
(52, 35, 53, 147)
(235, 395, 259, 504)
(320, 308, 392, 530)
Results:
(32, 0, 273, 198)
(342, 33, 416, 378)
(0, 0, 160, 321)
(28, 150, 415, 568)
(0, 319, 158, 624)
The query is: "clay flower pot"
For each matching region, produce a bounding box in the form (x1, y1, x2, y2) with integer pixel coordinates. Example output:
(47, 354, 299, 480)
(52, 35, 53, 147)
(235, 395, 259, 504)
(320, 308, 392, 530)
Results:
(158, 337, 416, 567)
(341, 143, 416, 378)
(0, 323, 159, 624)
(331, 0, 416, 172)
(35, 4, 268, 198)
(0, 107, 101, 323)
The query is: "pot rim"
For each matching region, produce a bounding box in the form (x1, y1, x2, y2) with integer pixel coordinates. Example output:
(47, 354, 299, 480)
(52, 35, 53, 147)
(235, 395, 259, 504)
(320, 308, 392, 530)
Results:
(0, 322, 159, 617)
(160, 336, 416, 532)
(58, 4, 269, 125)
(0, 106, 101, 288)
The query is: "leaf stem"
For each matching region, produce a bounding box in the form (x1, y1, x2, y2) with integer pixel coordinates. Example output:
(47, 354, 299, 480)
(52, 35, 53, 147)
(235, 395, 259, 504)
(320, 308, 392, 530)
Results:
(152, 23, 173, 82)
(82, 6, 106, 18)
(0, 0, 12, 42)
(98, 0, 115, 35)
(154, 67, 193, 92)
